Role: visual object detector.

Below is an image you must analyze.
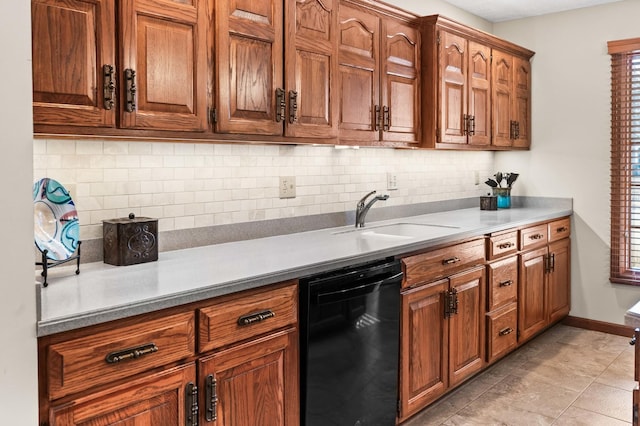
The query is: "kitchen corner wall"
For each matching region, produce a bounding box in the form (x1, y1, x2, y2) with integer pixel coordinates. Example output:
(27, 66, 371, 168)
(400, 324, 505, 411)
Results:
(34, 139, 493, 243)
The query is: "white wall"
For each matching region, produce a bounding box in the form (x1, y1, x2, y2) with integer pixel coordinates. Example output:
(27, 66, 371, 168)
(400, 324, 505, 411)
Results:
(0, 0, 38, 422)
(493, 0, 640, 324)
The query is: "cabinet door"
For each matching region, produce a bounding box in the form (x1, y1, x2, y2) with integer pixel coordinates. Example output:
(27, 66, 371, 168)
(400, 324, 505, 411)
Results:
(381, 18, 420, 145)
(491, 50, 514, 147)
(32, 0, 116, 128)
(285, 0, 338, 139)
(547, 238, 570, 324)
(448, 266, 485, 387)
(198, 329, 299, 426)
(399, 279, 448, 421)
(438, 30, 467, 145)
(120, 0, 208, 132)
(338, 5, 380, 143)
(215, 0, 284, 135)
(467, 41, 491, 146)
(513, 56, 531, 148)
(49, 363, 196, 425)
(519, 246, 548, 342)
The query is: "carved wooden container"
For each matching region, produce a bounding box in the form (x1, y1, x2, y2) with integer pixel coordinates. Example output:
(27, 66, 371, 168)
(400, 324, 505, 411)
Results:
(103, 213, 158, 266)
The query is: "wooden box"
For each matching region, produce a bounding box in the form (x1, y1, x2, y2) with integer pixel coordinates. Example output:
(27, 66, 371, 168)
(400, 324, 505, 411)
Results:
(103, 213, 158, 266)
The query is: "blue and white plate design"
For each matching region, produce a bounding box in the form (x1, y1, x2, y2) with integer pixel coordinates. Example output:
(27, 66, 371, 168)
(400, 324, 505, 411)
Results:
(33, 178, 80, 260)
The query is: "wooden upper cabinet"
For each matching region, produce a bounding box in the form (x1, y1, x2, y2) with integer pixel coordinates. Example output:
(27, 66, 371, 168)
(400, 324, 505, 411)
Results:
(215, 0, 284, 135)
(492, 50, 531, 148)
(32, 0, 116, 127)
(467, 41, 491, 146)
(438, 30, 466, 144)
(513, 56, 532, 148)
(284, 0, 339, 139)
(421, 15, 533, 150)
(337, 4, 380, 143)
(120, 0, 208, 132)
(338, 2, 420, 146)
(381, 18, 420, 144)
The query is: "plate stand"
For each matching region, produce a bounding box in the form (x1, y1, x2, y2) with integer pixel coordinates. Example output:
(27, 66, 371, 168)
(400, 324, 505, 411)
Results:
(36, 241, 81, 287)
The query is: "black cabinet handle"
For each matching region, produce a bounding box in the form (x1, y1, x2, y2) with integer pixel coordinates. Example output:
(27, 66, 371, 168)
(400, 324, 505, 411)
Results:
(498, 242, 514, 249)
(105, 342, 158, 364)
(442, 257, 460, 265)
(103, 64, 115, 110)
(124, 68, 136, 112)
(499, 280, 513, 287)
(499, 327, 514, 336)
(237, 309, 275, 326)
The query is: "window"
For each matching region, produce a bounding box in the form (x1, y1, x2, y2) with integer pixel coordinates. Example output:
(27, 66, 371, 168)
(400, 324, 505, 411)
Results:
(609, 38, 640, 285)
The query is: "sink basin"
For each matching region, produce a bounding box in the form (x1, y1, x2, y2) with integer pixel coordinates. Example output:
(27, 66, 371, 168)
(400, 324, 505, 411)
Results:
(332, 222, 459, 239)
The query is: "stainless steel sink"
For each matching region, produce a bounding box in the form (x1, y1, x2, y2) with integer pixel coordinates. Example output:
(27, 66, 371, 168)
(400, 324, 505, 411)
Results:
(332, 222, 459, 239)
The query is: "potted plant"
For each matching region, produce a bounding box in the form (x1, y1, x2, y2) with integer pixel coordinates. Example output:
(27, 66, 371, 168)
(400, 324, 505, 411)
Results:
(485, 172, 518, 208)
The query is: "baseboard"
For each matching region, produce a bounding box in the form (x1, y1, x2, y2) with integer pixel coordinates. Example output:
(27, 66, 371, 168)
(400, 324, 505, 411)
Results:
(562, 315, 635, 337)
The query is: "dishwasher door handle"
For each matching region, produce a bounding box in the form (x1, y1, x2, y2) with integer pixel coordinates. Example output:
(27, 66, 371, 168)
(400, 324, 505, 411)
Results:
(314, 272, 403, 305)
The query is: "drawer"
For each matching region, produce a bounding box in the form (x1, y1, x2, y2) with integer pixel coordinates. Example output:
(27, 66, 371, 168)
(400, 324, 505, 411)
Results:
(46, 311, 195, 400)
(198, 280, 297, 353)
(487, 256, 518, 311)
(487, 230, 518, 260)
(486, 303, 518, 364)
(520, 223, 548, 250)
(402, 238, 486, 288)
(548, 217, 571, 242)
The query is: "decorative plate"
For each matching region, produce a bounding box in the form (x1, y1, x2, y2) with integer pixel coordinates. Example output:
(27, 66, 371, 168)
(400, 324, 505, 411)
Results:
(33, 178, 80, 260)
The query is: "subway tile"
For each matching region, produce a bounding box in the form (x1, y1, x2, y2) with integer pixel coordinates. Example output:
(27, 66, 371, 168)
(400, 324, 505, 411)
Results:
(47, 139, 76, 154)
(103, 195, 129, 209)
(103, 141, 129, 155)
(76, 141, 103, 155)
(152, 142, 174, 155)
(128, 142, 152, 155)
(174, 216, 195, 230)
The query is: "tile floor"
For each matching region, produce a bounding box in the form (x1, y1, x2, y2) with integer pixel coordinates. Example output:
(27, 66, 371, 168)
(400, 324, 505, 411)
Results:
(404, 325, 635, 425)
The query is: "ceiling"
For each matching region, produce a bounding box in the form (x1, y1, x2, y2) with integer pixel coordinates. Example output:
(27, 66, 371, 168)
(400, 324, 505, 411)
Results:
(441, 0, 624, 22)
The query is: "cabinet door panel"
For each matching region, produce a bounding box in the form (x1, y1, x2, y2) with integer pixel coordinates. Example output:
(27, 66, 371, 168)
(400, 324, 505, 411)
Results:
(399, 279, 448, 420)
(285, 0, 338, 138)
(513, 57, 531, 148)
(216, 0, 283, 135)
(338, 5, 379, 142)
(519, 246, 548, 342)
(548, 238, 570, 323)
(49, 363, 195, 426)
(32, 0, 115, 127)
(121, 0, 207, 131)
(382, 20, 420, 144)
(199, 329, 299, 426)
(448, 266, 485, 387)
(439, 30, 466, 144)
(467, 41, 491, 146)
(491, 50, 513, 147)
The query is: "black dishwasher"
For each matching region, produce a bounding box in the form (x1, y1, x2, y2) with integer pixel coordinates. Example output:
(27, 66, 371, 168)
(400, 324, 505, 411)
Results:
(300, 257, 403, 426)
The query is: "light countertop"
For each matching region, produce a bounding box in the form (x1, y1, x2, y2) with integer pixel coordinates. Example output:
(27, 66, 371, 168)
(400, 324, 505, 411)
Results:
(37, 199, 572, 337)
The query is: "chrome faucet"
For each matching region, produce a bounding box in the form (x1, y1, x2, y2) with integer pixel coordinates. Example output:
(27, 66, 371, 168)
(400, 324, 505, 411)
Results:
(355, 190, 389, 228)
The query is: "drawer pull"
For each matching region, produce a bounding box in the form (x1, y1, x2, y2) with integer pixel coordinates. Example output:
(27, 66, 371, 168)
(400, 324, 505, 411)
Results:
(442, 257, 460, 265)
(557, 226, 568, 233)
(499, 280, 513, 287)
(498, 242, 514, 249)
(105, 343, 158, 364)
(237, 309, 276, 326)
(529, 233, 544, 240)
(499, 327, 514, 336)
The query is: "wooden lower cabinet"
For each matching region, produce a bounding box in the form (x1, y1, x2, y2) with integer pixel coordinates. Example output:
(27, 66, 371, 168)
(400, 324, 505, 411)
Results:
(39, 281, 300, 426)
(198, 328, 298, 425)
(48, 363, 197, 426)
(518, 236, 571, 343)
(399, 265, 485, 421)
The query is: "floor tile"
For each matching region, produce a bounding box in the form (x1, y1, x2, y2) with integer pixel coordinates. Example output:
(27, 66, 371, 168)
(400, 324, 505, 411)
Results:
(553, 406, 630, 425)
(571, 382, 633, 423)
(596, 349, 636, 392)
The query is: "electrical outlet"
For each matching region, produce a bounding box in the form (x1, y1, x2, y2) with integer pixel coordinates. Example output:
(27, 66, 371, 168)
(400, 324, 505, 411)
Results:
(279, 176, 296, 198)
(387, 173, 398, 191)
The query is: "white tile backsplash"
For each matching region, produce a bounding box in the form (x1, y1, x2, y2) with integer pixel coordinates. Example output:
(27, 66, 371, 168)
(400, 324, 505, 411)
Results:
(34, 139, 494, 241)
